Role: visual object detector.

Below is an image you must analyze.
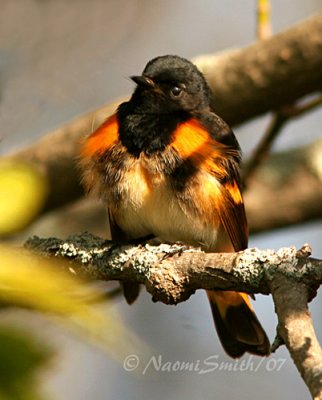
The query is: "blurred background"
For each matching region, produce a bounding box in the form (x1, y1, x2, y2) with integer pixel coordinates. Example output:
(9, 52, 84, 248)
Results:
(1, 1, 322, 399)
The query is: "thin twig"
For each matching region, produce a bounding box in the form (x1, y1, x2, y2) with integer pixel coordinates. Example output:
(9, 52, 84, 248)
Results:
(242, 95, 322, 187)
(242, 111, 287, 186)
(287, 95, 322, 117)
(257, 0, 272, 40)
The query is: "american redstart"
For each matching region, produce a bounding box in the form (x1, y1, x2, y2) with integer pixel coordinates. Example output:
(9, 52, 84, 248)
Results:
(80, 55, 270, 358)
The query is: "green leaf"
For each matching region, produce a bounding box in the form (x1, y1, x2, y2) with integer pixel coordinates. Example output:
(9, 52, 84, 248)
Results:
(0, 325, 52, 400)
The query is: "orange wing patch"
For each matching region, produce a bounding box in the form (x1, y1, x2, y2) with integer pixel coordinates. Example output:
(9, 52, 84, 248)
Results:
(170, 118, 244, 232)
(225, 181, 243, 205)
(81, 113, 119, 158)
(171, 119, 235, 179)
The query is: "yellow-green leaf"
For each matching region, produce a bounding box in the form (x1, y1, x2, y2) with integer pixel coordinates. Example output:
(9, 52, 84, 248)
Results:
(0, 245, 148, 361)
(0, 161, 48, 236)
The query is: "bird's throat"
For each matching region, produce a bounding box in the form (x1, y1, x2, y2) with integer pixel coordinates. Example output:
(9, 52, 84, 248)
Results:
(118, 105, 188, 157)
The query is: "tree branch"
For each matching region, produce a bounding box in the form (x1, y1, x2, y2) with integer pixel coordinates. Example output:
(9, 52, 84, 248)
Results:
(24, 233, 321, 303)
(20, 138, 322, 235)
(25, 232, 322, 397)
(5, 100, 122, 213)
(195, 13, 322, 125)
(242, 111, 289, 186)
(4, 14, 322, 220)
(242, 95, 322, 186)
(271, 274, 322, 400)
(245, 139, 322, 233)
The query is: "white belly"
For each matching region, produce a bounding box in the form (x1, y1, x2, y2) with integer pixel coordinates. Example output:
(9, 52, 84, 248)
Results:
(112, 161, 221, 249)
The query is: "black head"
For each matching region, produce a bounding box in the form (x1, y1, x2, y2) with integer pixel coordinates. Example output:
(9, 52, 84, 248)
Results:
(130, 55, 212, 114)
(117, 55, 214, 156)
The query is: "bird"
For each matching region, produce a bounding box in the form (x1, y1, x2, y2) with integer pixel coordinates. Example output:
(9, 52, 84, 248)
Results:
(79, 54, 270, 358)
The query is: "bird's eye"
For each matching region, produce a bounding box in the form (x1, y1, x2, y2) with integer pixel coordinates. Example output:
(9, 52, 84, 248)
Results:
(170, 86, 182, 98)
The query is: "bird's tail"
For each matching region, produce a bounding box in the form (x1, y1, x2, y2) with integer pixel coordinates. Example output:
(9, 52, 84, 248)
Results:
(207, 290, 270, 358)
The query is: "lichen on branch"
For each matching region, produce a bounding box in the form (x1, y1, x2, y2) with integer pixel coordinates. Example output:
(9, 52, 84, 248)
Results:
(25, 232, 322, 398)
(24, 232, 321, 304)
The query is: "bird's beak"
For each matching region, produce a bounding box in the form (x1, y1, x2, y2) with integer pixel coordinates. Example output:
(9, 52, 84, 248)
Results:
(131, 75, 155, 88)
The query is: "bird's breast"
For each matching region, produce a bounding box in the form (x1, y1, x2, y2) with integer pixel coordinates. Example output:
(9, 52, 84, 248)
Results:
(107, 152, 223, 249)
(110, 156, 185, 239)
(80, 122, 226, 249)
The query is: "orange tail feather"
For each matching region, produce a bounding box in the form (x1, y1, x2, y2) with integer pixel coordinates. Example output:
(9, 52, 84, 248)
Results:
(207, 290, 270, 358)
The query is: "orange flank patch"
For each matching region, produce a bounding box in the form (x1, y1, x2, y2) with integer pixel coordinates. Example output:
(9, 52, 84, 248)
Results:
(225, 181, 243, 205)
(200, 174, 220, 198)
(81, 113, 119, 158)
(195, 174, 221, 220)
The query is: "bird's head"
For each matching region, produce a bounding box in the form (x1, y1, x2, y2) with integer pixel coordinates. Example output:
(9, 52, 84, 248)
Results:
(130, 55, 212, 115)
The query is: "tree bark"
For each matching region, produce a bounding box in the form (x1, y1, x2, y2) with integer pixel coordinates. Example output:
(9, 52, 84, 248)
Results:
(271, 275, 322, 400)
(195, 13, 322, 125)
(25, 233, 322, 398)
(25, 234, 321, 302)
(4, 14, 322, 220)
(6, 100, 121, 213)
(246, 141, 322, 233)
